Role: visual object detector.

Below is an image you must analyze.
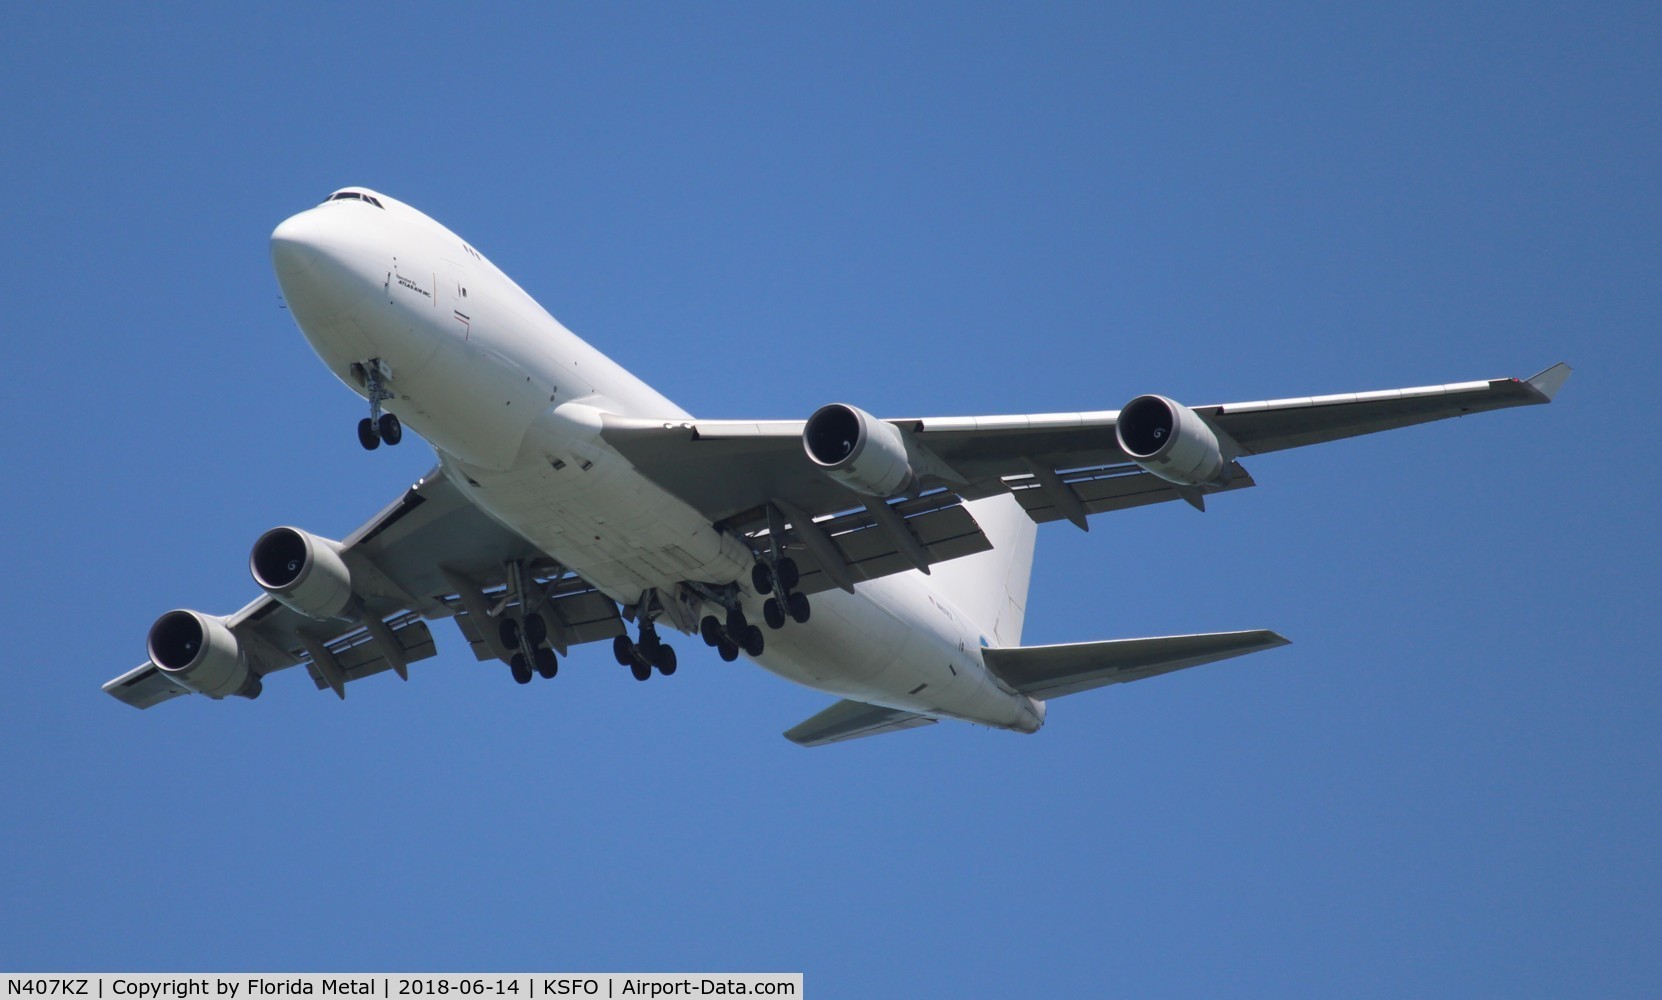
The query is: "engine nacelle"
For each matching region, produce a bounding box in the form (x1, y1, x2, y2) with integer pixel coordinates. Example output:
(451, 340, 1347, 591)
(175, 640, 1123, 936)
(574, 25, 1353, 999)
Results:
(803, 403, 916, 496)
(1115, 394, 1230, 487)
(147, 609, 260, 699)
(250, 526, 355, 620)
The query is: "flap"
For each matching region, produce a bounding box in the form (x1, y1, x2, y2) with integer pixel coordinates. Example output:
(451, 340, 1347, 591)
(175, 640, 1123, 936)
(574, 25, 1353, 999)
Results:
(102, 663, 191, 710)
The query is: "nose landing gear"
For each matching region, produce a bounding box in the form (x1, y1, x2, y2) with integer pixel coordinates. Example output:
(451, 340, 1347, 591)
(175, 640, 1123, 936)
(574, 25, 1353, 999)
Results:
(351, 359, 402, 450)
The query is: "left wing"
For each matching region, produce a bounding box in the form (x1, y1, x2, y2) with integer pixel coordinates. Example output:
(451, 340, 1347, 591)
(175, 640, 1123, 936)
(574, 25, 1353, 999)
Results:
(602, 363, 1569, 575)
(105, 468, 625, 708)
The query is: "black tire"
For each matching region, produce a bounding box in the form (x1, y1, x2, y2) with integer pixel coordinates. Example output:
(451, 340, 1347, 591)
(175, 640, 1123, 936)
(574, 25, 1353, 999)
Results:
(763, 597, 785, 630)
(654, 644, 677, 676)
(700, 616, 722, 646)
(751, 562, 773, 594)
(726, 606, 748, 637)
(742, 624, 765, 657)
(630, 658, 652, 681)
(717, 638, 739, 662)
(534, 647, 558, 679)
(638, 630, 661, 659)
(788, 591, 811, 624)
(612, 634, 635, 666)
(357, 417, 380, 450)
(510, 653, 532, 684)
(378, 412, 403, 446)
(522, 612, 547, 646)
(777, 557, 800, 592)
(499, 617, 521, 650)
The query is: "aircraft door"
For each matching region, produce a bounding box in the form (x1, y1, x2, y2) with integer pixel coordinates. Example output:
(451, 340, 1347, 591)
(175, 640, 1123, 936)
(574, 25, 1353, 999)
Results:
(443, 260, 471, 343)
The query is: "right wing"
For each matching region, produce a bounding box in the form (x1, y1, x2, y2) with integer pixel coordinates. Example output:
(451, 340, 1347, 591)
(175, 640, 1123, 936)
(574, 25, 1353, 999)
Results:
(602, 363, 1567, 589)
(104, 467, 625, 708)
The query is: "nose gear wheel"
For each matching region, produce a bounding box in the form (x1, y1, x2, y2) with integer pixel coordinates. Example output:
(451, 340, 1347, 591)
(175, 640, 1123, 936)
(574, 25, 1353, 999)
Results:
(354, 359, 401, 450)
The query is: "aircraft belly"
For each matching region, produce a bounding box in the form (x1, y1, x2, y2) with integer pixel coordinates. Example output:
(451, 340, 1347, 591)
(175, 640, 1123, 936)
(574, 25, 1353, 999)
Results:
(746, 582, 1044, 733)
(437, 434, 754, 606)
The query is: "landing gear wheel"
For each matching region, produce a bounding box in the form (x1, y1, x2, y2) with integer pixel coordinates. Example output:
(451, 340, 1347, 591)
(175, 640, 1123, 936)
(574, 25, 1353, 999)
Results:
(742, 624, 765, 657)
(717, 638, 739, 662)
(612, 635, 634, 666)
(653, 644, 677, 676)
(357, 417, 380, 451)
(499, 617, 522, 650)
(510, 653, 532, 684)
(788, 591, 811, 624)
(533, 647, 558, 679)
(630, 658, 652, 681)
(726, 606, 748, 637)
(522, 612, 547, 647)
(751, 562, 774, 594)
(377, 412, 403, 446)
(763, 597, 785, 630)
(776, 557, 800, 592)
(700, 616, 722, 647)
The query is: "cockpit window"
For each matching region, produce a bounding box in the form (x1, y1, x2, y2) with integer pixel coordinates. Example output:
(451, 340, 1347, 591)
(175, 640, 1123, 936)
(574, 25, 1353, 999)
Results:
(326, 191, 384, 209)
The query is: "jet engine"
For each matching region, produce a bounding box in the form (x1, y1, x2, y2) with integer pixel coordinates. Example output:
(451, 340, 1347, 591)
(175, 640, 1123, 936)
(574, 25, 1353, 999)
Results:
(1115, 394, 1231, 487)
(250, 526, 355, 620)
(147, 609, 260, 699)
(803, 403, 917, 497)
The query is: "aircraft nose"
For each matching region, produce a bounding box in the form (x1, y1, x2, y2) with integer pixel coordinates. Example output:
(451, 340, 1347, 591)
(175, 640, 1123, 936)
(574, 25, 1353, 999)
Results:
(269, 211, 321, 278)
(270, 207, 377, 322)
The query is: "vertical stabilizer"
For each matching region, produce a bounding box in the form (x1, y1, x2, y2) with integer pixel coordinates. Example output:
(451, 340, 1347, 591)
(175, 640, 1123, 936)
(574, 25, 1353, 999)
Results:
(924, 494, 1037, 647)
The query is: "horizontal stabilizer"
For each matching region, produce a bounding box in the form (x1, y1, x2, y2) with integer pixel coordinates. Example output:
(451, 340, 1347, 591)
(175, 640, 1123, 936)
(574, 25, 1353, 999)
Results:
(983, 630, 1290, 700)
(784, 698, 937, 747)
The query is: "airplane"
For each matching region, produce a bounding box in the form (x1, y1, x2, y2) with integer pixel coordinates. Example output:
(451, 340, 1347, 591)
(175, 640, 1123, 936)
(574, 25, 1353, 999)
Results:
(103, 187, 1572, 746)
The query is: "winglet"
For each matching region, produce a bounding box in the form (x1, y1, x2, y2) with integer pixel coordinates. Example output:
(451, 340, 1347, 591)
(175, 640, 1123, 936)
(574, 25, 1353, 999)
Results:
(1525, 362, 1572, 402)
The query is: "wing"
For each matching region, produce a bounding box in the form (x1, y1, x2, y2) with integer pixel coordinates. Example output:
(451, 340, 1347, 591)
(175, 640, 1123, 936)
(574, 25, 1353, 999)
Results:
(601, 364, 1569, 579)
(104, 467, 625, 708)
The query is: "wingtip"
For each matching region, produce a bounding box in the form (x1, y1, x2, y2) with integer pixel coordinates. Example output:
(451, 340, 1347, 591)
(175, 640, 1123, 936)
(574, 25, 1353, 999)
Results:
(1525, 362, 1572, 402)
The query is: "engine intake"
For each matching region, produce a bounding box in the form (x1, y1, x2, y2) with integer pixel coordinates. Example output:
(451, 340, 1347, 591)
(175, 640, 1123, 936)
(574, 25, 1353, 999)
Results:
(148, 609, 260, 699)
(1115, 394, 1231, 487)
(250, 526, 355, 619)
(804, 403, 916, 497)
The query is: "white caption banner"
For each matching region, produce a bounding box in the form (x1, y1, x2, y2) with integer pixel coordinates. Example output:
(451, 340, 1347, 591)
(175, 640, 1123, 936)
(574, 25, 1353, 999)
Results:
(1, 976, 802, 1000)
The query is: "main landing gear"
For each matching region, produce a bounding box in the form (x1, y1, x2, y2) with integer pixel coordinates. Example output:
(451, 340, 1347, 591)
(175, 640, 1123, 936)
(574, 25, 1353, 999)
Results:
(352, 359, 402, 450)
(613, 620, 677, 681)
(752, 557, 811, 631)
(498, 611, 558, 685)
(700, 602, 766, 662)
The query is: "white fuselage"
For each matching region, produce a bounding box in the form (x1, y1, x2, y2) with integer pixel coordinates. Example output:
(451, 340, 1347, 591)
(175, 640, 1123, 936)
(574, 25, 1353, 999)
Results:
(269, 190, 1044, 735)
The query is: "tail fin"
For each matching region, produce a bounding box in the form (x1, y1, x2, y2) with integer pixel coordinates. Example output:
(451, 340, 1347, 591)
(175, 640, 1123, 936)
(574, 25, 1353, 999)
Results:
(926, 493, 1037, 647)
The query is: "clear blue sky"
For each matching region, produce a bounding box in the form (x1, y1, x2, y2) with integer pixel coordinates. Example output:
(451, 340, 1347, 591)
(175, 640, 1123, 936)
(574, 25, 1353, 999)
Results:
(3, 3, 1658, 995)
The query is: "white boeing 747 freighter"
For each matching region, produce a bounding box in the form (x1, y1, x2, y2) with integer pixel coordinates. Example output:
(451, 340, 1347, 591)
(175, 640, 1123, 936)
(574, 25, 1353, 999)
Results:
(105, 188, 1570, 746)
